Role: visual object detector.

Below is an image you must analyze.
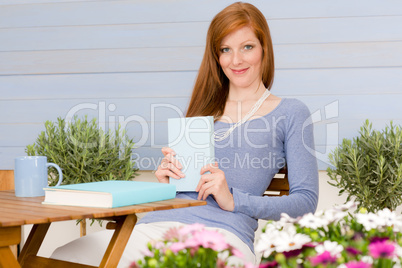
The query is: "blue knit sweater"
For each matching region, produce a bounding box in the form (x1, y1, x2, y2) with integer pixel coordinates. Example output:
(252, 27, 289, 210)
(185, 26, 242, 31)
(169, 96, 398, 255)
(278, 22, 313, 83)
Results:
(139, 98, 319, 252)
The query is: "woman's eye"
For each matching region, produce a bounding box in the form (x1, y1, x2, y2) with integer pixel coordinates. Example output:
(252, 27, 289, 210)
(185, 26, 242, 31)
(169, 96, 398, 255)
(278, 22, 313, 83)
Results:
(244, 45, 253, 50)
(220, 47, 230, 53)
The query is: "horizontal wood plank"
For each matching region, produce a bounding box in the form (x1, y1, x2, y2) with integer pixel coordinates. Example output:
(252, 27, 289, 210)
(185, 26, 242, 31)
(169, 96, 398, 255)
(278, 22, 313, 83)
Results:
(1, 16, 401, 52)
(1, 0, 401, 27)
(1, 42, 401, 75)
(2, 94, 401, 125)
(0, 47, 204, 75)
(0, 0, 97, 5)
(0, 71, 196, 100)
(0, 97, 189, 124)
(1, 68, 401, 101)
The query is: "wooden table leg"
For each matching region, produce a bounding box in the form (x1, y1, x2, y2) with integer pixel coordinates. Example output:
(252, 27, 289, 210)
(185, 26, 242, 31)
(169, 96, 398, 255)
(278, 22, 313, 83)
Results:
(99, 214, 137, 268)
(0, 247, 20, 268)
(0, 226, 21, 268)
(18, 223, 50, 267)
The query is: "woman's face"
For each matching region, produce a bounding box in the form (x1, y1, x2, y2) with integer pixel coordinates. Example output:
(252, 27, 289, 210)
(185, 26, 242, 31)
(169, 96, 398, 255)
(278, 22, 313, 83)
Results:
(219, 26, 263, 91)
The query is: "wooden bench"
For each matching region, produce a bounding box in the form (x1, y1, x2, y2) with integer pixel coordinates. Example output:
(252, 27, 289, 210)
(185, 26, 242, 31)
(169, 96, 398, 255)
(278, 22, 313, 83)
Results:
(264, 166, 289, 196)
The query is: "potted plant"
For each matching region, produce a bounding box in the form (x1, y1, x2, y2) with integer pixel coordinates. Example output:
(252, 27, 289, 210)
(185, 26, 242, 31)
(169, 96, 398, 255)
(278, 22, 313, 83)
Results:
(26, 116, 139, 231)
(327, 120, 402, 212)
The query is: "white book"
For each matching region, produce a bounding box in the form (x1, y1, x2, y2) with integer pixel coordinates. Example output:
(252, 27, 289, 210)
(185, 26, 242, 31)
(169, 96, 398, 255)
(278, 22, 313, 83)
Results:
(168, 116, 215, 191)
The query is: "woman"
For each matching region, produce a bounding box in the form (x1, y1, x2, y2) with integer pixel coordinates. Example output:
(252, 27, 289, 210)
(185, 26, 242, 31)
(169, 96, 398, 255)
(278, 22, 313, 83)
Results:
(51, 2, 318, 266)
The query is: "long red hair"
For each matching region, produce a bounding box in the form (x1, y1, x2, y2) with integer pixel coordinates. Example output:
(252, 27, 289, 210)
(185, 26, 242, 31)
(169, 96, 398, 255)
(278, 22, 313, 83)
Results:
(186, 2, 275, 119)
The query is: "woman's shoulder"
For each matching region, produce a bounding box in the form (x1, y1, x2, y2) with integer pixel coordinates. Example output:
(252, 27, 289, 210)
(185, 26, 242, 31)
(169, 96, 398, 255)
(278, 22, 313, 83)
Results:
(276, 98, 311, 115)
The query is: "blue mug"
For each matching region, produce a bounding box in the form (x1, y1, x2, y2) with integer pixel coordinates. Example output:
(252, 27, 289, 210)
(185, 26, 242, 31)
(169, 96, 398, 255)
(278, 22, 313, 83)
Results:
(14, 156, 63, 197)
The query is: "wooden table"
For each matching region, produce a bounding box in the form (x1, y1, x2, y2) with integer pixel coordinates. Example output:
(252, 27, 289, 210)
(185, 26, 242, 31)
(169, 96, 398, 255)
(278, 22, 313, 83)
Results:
(0, 190, 206, 268)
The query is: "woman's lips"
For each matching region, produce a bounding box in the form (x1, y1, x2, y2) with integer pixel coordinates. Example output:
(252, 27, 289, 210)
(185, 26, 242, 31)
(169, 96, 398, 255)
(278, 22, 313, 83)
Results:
(231, 68, 248, 75)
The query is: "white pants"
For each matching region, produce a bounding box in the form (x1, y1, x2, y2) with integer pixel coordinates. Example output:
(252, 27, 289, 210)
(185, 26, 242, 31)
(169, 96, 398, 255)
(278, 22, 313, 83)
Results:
(51, 221, 256, 267)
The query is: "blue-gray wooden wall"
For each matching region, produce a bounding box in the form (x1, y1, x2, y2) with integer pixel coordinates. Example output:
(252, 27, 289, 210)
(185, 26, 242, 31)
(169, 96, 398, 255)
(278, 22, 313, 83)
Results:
(1, 0, 401, 170)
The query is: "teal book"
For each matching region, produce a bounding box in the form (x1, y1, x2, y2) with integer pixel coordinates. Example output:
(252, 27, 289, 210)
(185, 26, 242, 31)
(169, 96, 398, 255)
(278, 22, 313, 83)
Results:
(42, 180, 176, 208)
(168, 116, 215, 191)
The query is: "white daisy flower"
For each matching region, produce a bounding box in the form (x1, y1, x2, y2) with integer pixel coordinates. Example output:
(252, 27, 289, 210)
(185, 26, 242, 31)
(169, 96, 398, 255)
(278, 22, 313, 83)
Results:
(356, 212, 385, 231)
(334, 201, 357, 212)
(273, 225, 311, 253)
(255, 226, 284, 258)
(314, 210, 325, 217)
(394, 244, 402, 259)
(315, 240, 343, 257)
(298, 212, 329, 229)
(377, 208, 402, 230)
(393, 220, 402, 233)
(320, 209, 348, 224)
(392, 259, 402, 268)
(361, 255, 373, 264)
(255, 232, 277, 258)
(264, 222, 281, 233)
(279, 212, 300, 224)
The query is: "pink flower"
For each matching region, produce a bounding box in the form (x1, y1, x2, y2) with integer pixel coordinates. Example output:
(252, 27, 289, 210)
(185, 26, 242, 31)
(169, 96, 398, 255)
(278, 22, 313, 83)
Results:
(283, 248, 303, 258)
(346, 246, 361, 256)
(162, 227, 181, 241)
(369, 240, 396, 259)
(230, 247, 243, 258)
(129, 261, 140, 268)
(345, 260, 371, 268)
(169, 242, 186, 253)
(258, 261, 278, 268)
(192, 229, 229, 251)
(141, 247, 153, 257)
(185, 237, 200, 249)
(216, 258, 226, 268)
(179, 223, 205, 236)
(243, 262, 257, 268)
(310, 251, 338, 266)
(189, 246, 200, 257)
(150, 241, 164, 249)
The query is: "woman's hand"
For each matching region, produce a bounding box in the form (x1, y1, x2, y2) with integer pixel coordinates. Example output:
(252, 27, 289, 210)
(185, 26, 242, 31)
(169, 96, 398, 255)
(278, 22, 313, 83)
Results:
(154, 147, 185, 184)
(195, 162, 234, 211)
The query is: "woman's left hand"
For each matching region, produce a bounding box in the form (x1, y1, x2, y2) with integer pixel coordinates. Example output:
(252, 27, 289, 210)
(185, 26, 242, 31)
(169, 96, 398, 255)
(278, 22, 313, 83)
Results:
(195, 162, 234, 212)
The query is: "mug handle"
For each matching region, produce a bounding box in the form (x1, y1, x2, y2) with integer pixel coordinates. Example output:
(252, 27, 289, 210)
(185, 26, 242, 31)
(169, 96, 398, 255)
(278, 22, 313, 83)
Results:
(46, 163, 63, 186)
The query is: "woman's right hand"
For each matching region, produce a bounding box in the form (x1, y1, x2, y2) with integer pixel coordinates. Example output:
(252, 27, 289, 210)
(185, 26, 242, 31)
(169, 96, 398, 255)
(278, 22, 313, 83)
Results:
(154, 147, 185, 184)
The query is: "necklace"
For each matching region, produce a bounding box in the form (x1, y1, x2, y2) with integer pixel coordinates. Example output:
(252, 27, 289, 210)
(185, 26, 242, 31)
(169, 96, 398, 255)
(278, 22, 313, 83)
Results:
(214, 88, 271, 142)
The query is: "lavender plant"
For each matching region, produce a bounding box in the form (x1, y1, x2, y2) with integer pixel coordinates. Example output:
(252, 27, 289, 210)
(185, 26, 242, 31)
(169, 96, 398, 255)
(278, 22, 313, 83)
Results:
(327, 120, 402, 212)
(26, 116, 138, 185)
